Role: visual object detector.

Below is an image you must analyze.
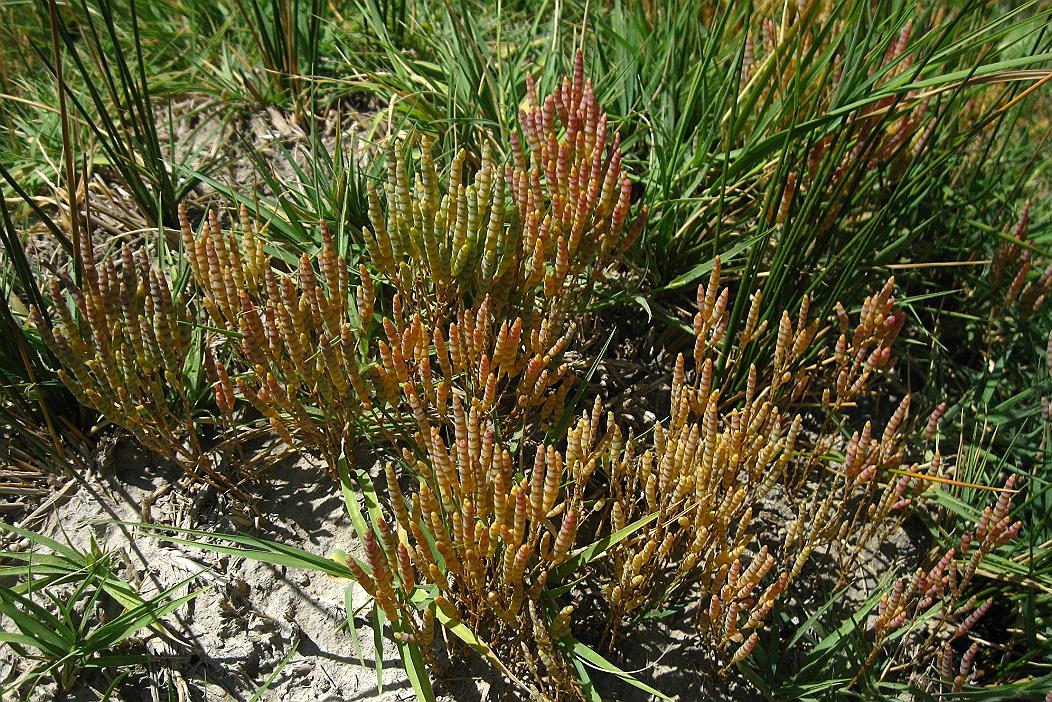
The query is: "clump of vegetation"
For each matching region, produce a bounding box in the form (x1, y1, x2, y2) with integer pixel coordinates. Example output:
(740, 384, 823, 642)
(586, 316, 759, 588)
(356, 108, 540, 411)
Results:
(181, 204, 374, 474)
(1, 0, 1049, 700)
(0, 524, 202, 697)
(599, 270, 908, 657)
(30, 237, 216, 480)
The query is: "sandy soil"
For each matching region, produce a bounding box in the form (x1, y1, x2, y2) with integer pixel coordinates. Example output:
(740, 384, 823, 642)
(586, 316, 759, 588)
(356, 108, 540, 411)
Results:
(0, 440, 418, 702)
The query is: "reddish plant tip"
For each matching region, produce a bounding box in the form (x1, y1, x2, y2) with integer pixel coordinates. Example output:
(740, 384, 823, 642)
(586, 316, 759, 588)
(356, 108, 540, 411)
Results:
(926, 402, 948, 439)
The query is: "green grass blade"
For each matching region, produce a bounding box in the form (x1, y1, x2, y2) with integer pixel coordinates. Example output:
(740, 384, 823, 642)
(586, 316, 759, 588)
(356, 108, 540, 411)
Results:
(395, 635, 436, 702)
(549, 512, 657, 584)
(569, 638, 671, 701)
